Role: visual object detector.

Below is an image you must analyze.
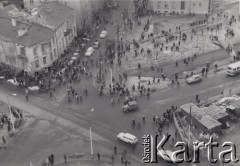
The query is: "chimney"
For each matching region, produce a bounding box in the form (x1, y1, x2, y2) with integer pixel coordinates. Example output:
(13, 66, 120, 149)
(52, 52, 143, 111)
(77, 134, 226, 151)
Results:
(11, 18, 17, 26)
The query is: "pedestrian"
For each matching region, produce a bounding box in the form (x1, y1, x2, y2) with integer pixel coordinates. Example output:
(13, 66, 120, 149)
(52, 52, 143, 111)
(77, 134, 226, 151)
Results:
(125, 160, 128, 166)
(2, 136, 6, 144)
(51, 154, 54, 165)
(142, 115, 145, 122)
(97, 153, 100, 160)
(196, 94, 199, 101)
(114, 146, 117, 155)
(111, 154, 114, 162)
(45, 157, 49, 166)
(25, 95, 29, 101)
(121, 155, 124, 164)
(64, 154, 67, 163)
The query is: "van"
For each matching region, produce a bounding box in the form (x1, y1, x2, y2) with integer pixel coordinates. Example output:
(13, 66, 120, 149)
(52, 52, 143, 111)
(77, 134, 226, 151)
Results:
(117, 132, 138, 144)
(226, 61, 240, 76)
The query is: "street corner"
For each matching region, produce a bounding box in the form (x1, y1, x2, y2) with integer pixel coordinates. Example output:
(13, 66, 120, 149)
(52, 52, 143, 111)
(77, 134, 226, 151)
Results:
(0, 101, 31, 149)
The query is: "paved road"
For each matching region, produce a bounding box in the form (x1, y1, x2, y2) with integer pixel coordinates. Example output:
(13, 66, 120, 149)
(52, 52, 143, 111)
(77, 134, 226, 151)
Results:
(0, 57, 240, 166)
(1, 1, 240, 166)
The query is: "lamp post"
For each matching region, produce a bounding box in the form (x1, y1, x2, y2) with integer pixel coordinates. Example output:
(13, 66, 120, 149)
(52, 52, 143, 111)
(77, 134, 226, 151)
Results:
(89, 108, 94, 158)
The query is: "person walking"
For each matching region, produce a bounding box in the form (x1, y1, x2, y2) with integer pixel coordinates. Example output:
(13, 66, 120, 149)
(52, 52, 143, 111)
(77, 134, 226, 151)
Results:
(2, 136, 6, 144)
(97, 153, 100, 160)
(121, 155, 124, 164)
(111, 154, 114, 163)
(114, 146, 117, 155)
(64, 154, 67, 163)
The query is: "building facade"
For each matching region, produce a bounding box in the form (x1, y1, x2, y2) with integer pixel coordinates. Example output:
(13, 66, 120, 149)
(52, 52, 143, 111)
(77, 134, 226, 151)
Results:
(30, 1, 77, 56)
(23, 0, 104, 29)
(0, 1, 77, 73)
(151, 0, 212, 14)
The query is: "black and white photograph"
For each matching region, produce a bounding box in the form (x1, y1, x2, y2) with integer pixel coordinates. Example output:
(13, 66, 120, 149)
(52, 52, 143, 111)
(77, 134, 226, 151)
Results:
(0, 0, 240, 165)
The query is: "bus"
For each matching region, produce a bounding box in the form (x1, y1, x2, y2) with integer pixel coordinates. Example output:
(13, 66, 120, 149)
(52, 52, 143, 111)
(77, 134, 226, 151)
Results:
(226, 61, 240, 76)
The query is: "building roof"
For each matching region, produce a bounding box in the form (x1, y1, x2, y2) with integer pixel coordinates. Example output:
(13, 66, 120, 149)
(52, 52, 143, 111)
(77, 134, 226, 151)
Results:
(34, 1, 74, 30)
(0, 16, 54, 47)
(180, 103, 222, 130)
(201, 105, 229, 120)
(229, 101, 240, 109)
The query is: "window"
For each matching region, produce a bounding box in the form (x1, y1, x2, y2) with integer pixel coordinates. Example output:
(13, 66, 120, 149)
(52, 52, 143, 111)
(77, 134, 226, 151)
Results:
(157, 1, 161, 8)
(35, 60, 39, 68)
(199, 3, 202, 7)
(181, 1, 185, 10)
(41, 42, 51, 55)
(43, 56, 46, 65)
(164, 2, 168, 9)
(50, 53, 53, 61)
(172, 1, 175, 9)
(20, 47, 25, 55)
(54, 49, 56, 58)
(33, 47, 38, 59)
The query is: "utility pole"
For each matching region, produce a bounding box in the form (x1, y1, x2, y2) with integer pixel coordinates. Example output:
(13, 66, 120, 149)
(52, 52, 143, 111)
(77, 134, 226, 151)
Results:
(188, 106, 192, 152)
(89, 108, 94, 158)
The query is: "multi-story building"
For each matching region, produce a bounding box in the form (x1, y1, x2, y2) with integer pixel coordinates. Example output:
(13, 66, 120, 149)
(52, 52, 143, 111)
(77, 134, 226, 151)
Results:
(151, 0, 212, 14)
(23, 0, 104, 29)
(30, 1, 77, 56)
(0, 1, 77, 73)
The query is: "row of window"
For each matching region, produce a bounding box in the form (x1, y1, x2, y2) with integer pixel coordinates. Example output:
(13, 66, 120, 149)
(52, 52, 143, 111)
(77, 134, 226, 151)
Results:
(157, 1, 202, 10)
(34, 52, 53, 68)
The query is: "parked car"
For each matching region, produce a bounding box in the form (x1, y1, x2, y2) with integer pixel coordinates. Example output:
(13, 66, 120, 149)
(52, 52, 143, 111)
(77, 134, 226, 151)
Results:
(93, 40, 100, 49)
(28, 86, 40, 91)
(117, 132, 138, 144)
(7, 79, 19, 86)
(186, 74, 202, 84)
(100, 30, 107, 39)
(122, 101, 138, 112)
(85, 47, 94, 57)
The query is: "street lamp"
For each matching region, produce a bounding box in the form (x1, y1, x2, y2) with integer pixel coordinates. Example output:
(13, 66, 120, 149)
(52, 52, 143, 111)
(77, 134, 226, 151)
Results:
(89, 108, 94, 158)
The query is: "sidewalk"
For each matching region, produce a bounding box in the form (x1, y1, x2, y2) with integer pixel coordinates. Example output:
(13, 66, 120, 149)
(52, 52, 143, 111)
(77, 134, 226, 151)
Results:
(55, 160, 113, 166)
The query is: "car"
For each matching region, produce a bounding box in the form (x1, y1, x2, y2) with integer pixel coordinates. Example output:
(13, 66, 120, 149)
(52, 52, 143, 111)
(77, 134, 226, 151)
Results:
(186, 74, 202, 84)
(122, 101, 138, 112)
(157, 149, 177, 163)
(93, 40, 100, 49)
(28, 86, 40, 91)
(117, 132, 138, 144)
(85, 47, 94, 57)
(7, 79, 19, 86)
(100, 30, 107, 39)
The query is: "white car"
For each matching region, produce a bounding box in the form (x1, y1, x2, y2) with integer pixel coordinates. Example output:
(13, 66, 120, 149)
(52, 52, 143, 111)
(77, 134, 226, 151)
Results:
(186, 74, 202, 84)
(157, 149, 177, 163)
(85, 47, 94, 57)
(7, 79, 19, 86)
(100, 30, 107, 39)
(117, 132, 138, 144)
(28, 86, 40, 91)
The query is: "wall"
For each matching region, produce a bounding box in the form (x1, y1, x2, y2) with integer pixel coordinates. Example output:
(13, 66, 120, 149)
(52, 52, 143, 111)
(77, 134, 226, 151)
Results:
(25, 36, 58, 72)
(55, 12, 77, 56)
(23, 0, 104, 29)
(151, 0, 210, 14)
